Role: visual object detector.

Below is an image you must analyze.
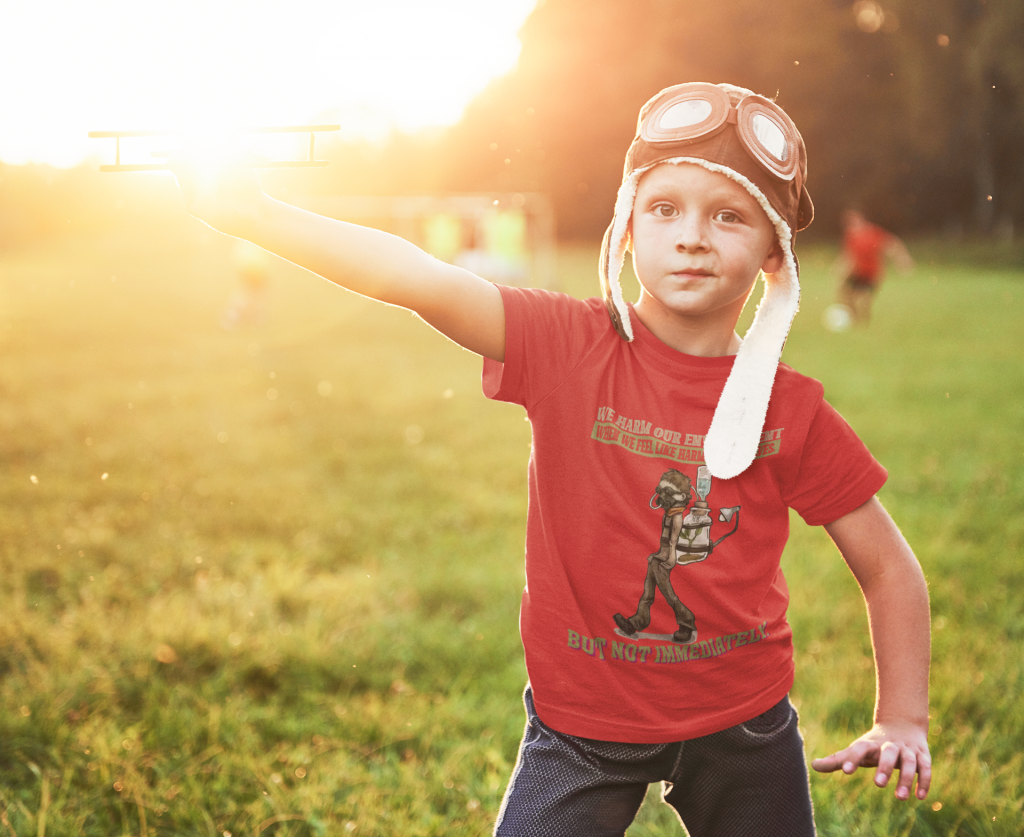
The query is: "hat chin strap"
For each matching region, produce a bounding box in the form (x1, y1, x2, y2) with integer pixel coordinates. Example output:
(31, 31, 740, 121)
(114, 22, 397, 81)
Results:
(599, 157, 800, 480)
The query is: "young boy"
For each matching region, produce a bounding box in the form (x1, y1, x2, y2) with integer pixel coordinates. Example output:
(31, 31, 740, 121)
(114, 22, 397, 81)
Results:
(174, 82, 931, 836)
(835, 208, 915, 324)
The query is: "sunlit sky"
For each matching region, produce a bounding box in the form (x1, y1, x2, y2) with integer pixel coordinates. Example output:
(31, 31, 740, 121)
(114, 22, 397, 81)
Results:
(2, 0, 537, 167)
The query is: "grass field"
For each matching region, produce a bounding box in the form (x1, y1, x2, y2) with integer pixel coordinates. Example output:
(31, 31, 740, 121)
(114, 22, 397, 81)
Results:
(1, 210, 1022, 836)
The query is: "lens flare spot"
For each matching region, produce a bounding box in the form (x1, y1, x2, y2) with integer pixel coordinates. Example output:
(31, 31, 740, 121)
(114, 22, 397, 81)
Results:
(854, 0, 885, 32)
(154, 644, 178, 664)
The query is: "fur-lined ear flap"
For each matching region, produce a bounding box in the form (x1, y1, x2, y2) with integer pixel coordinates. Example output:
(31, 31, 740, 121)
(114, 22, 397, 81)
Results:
(599, 222, 631, 341)
(598, 221, 614, 302)
(599, 173, 644, 341)
(599, 209, 635, 341)
(703, 249, 800, 479)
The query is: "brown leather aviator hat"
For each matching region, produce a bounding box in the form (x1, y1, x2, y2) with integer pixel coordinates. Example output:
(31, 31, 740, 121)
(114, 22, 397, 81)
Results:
(599, 82, 814, 480)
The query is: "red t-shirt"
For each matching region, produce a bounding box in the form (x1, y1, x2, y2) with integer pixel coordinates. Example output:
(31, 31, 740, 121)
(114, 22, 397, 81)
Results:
(844, 223, 891, 282)
(483, 286, 887, 743)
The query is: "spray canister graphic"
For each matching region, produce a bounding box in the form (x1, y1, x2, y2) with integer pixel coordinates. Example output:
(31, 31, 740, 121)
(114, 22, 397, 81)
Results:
(675, 466, 741, 565)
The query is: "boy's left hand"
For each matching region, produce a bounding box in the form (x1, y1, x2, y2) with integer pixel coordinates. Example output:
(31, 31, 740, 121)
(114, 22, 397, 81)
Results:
(811, 721, 931, 800)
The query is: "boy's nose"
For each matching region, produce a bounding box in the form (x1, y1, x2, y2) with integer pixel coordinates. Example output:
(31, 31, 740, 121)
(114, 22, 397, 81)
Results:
(675, 215, 710, 252)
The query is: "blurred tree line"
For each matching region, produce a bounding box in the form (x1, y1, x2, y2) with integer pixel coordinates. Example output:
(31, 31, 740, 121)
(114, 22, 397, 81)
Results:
(313, 0, 1024, 241)
(3, 0, 1022, 247)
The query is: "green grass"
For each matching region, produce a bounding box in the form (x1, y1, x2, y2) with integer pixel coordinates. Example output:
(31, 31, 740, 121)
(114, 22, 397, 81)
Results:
(1, 221, 1022, 836)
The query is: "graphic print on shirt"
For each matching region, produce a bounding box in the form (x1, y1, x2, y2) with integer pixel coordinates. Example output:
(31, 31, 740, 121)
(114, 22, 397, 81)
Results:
(613, 466, 741, 646)
(591, 406, 784, 466)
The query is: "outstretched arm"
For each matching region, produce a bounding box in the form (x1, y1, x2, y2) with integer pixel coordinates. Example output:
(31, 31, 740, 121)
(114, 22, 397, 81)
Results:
(174, 158, 506, 361)
(885, 235, 915, 272)
(811, 496, 932, 801)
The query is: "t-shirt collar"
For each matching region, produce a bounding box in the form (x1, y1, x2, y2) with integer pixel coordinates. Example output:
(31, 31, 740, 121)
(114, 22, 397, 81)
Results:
(625, 303, 738, 372)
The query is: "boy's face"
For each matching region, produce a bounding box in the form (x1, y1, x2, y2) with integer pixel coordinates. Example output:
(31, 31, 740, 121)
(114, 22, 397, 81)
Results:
(629, 163, 783, 340)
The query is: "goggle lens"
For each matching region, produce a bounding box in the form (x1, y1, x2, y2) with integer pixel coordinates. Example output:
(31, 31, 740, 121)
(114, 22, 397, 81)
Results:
(639, 84, 801, 183)
(750, 113, 788, 162)
(660, 99, 713, 130)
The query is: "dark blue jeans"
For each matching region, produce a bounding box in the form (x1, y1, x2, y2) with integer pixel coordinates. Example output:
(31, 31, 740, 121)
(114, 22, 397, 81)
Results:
(494, 687, 815, 837)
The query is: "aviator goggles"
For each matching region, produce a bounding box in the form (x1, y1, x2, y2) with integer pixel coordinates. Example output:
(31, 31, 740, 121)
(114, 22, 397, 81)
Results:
(641, 83, 801, 181)
(626, 82, 812, 232)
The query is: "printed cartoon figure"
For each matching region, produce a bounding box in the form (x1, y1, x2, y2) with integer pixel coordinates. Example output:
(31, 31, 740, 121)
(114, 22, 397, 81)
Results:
(614, 466, 741, 645)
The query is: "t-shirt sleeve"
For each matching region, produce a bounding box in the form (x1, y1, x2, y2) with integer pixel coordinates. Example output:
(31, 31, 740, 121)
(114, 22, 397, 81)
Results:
(483, 285, 607, 410)
(784, 398, 888, 526)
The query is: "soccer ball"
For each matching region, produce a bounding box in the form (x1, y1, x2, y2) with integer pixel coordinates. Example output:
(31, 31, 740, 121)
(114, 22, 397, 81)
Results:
(823, 304, 853, 333)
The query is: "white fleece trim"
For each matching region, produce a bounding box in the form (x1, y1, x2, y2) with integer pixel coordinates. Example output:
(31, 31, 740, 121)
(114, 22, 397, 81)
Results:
(604, 172, 642, 340)
(602, 156, 800, 479)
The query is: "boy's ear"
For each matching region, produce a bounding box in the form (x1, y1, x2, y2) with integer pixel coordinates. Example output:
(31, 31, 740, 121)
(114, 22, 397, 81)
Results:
(761, 238, 785, 275)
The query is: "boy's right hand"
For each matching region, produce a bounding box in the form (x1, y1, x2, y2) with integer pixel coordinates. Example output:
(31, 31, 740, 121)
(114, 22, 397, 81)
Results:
(167, 149, 507, 361)
(170, 151, 267, 239)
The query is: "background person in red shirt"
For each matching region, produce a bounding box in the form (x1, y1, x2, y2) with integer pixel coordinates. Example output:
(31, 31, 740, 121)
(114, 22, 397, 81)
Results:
(836, 209, 914, 324)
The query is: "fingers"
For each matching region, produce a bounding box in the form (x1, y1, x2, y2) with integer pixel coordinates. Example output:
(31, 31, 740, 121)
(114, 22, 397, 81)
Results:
(811, 739, 879, 774)
(876, 745, 932, 801)
(809, 753, 841, 773)
(167, 149, 265, 234)
(873, 741, 905, 795)
(915, 750, 932, 799)
(817, 739, 932, 801)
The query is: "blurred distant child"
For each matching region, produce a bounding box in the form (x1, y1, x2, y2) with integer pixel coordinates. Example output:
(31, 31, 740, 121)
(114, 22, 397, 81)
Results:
(173, 82, 932, 836)
(836, 209, 914, 324)
(222, 239, 270, 328)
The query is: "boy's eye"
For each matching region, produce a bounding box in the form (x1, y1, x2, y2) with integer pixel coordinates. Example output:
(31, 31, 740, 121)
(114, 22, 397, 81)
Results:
(655, 204, 676, 217)
(716, 210, 741, 223)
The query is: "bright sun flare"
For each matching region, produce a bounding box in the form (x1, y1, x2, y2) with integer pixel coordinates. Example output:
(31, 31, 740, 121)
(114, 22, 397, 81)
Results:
(3, 0, 537, 167)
